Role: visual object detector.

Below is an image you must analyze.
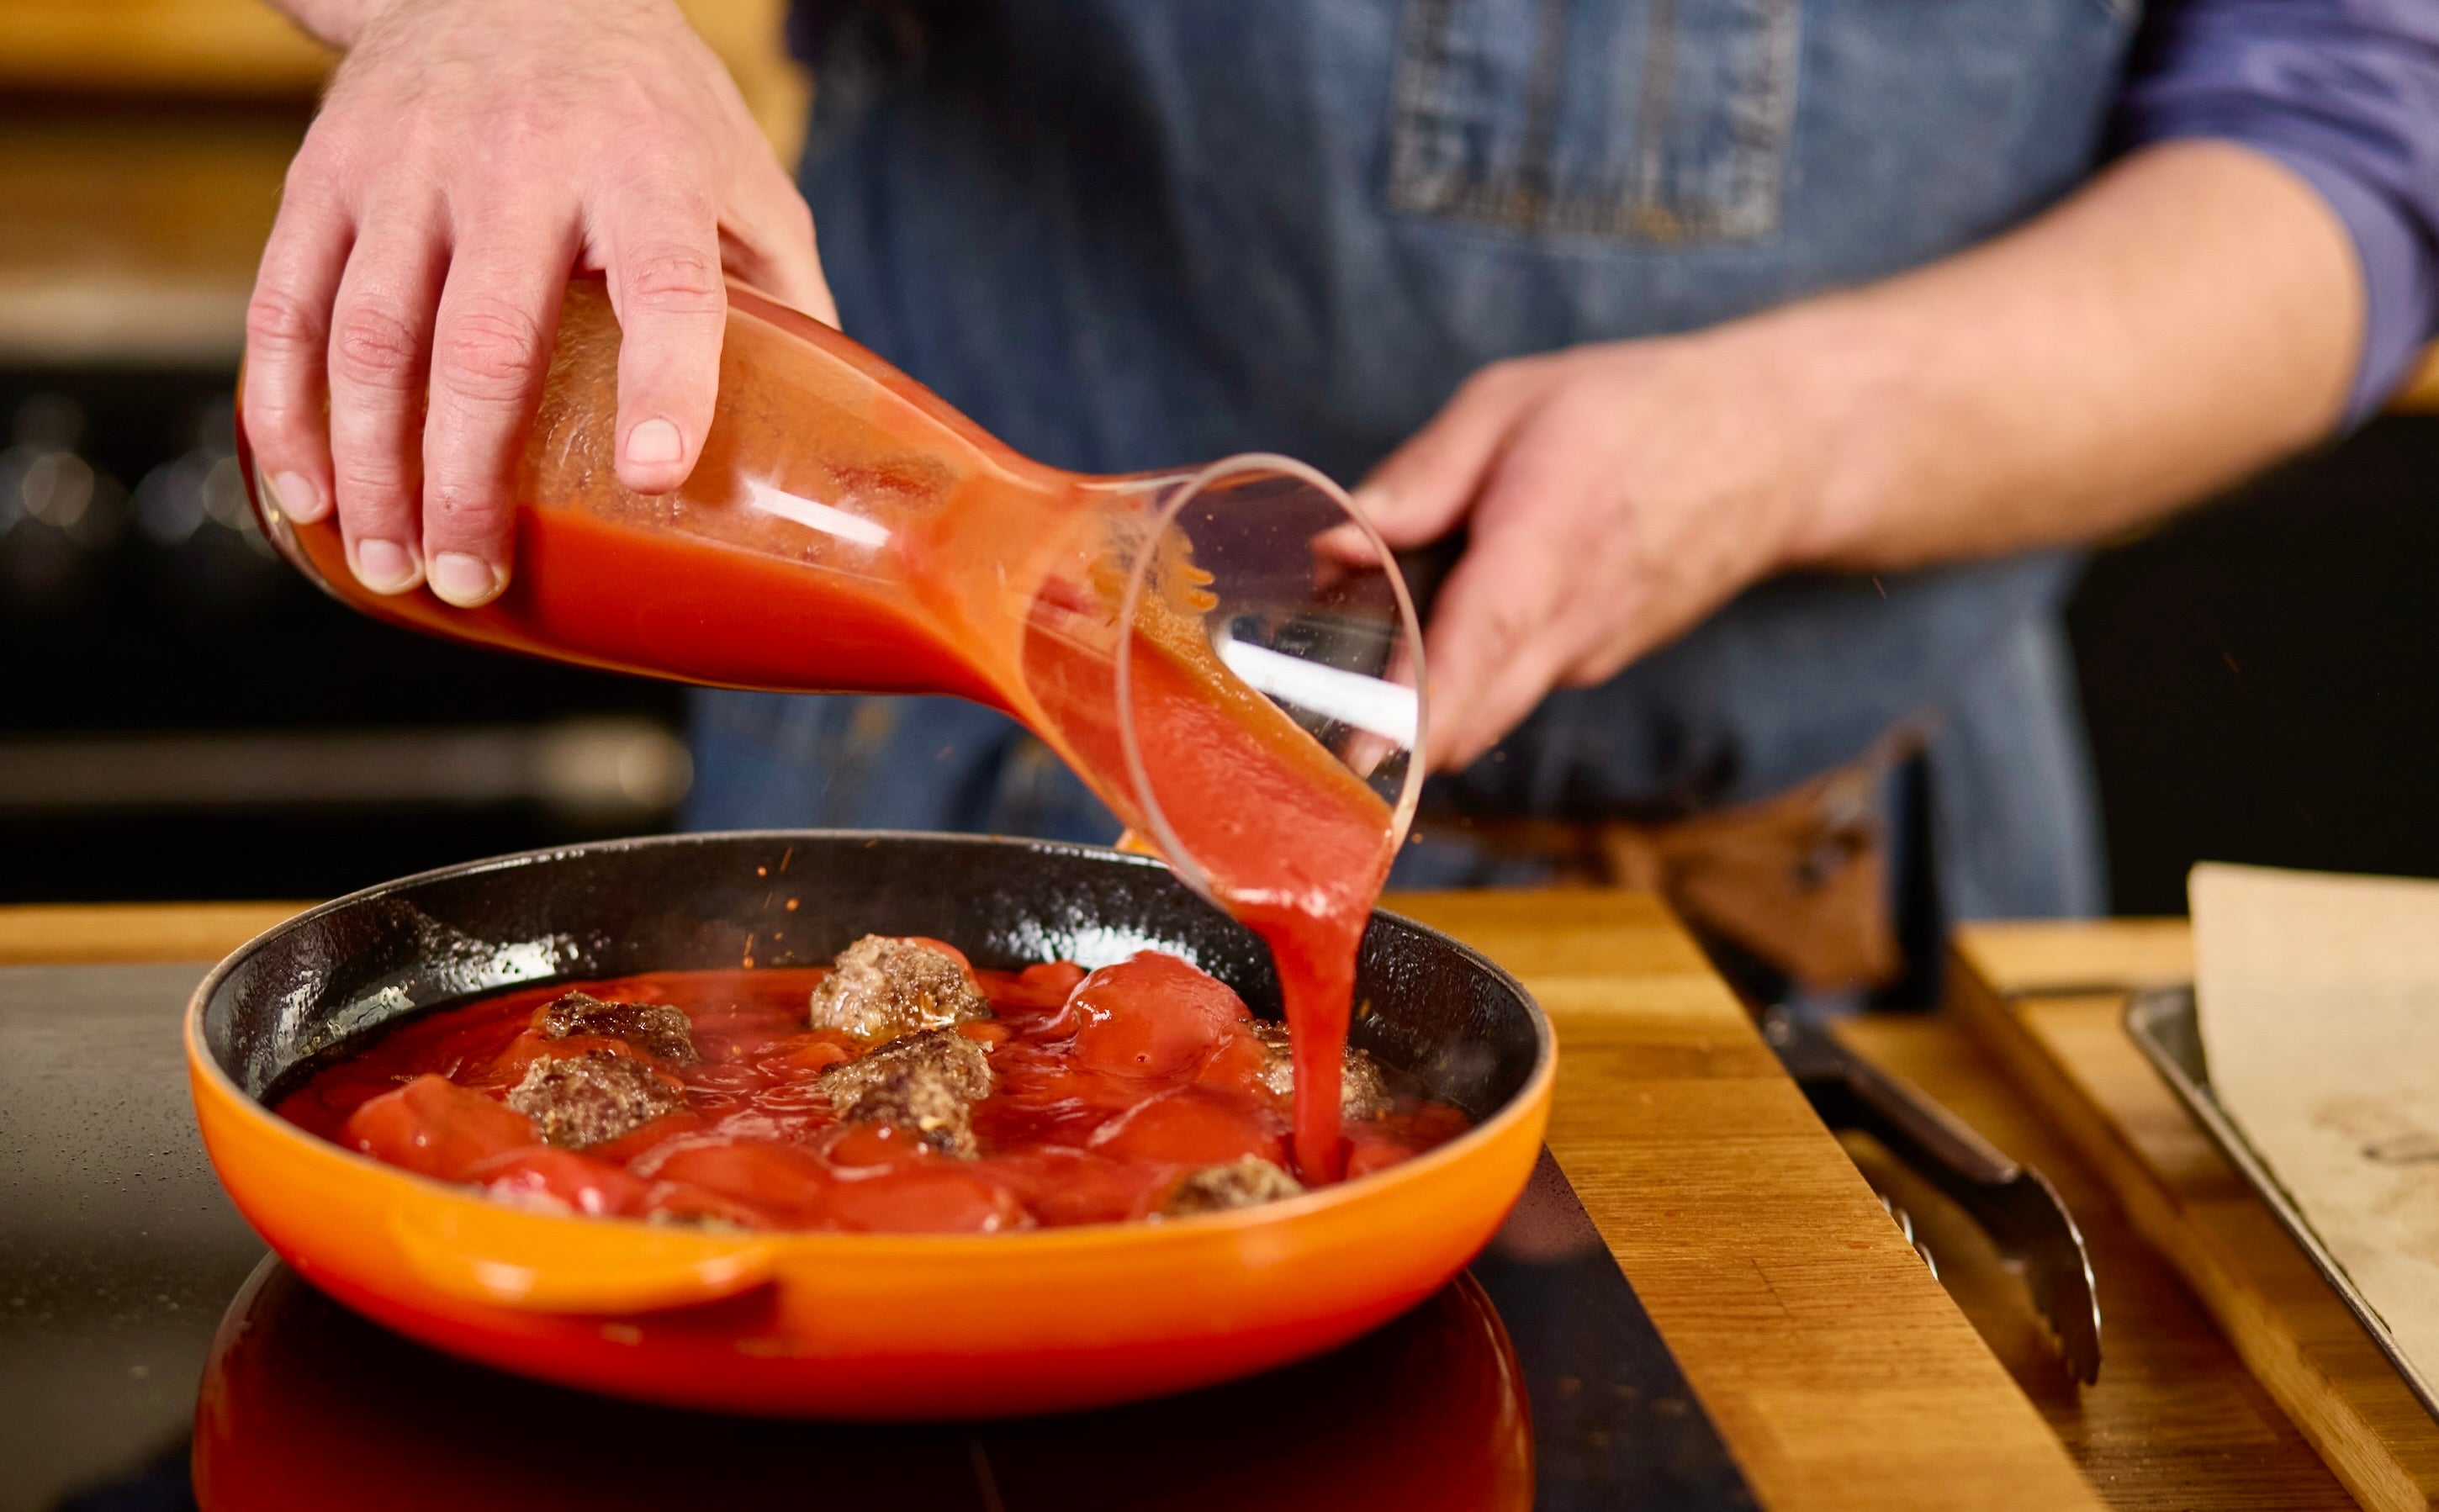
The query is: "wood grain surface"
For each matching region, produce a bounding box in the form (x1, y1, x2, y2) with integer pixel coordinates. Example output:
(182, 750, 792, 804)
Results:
(1950, 922, 2439, 1510)
(0, 901, 305, 966)
(1834, 1012, 2355, 1509)
(0, 0, 806, 366)
(1393, 890, 2102, 1511)
(1950, 920, 2194, 997)
(0, 0, 331, 97)
(0, 103, 299, 366)
(0, 891, 2098, 1512)
(0, 0, 802, 142)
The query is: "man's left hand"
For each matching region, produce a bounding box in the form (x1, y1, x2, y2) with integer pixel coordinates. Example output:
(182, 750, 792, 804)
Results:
(1353, 324, 1853, 770)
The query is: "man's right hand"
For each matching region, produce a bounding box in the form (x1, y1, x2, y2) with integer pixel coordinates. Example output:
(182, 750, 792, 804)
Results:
(244, 0, 833, 606)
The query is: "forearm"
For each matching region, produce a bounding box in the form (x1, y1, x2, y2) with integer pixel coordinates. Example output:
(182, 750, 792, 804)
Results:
(1772, 139, 2363, 571)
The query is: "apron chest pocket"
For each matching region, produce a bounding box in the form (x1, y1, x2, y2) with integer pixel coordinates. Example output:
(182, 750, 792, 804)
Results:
(1385, 0, 1802, 244)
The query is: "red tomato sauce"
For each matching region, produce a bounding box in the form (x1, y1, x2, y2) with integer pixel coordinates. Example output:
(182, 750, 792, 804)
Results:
(273, 955, 1470, 1235)
(250, 284, 1402, 1187)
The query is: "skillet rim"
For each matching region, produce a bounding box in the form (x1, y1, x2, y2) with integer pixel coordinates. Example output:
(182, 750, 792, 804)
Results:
(186, 828, 1556, 1248)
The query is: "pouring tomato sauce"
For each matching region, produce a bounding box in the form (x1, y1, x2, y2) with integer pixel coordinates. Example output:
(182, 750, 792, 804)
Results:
(245, 278, 1412, 1184)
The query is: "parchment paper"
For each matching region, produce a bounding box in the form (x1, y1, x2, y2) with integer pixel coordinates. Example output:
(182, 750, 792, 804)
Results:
(2190, 861, 2439, 1400)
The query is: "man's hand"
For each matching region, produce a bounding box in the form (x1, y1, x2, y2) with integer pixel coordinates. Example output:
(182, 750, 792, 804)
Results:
(1352, 330, 1844, 770)
(244, 0, 833, 606)
(1356, 140, 2361, 771)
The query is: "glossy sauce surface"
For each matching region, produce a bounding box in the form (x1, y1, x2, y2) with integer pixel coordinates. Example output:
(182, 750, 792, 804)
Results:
(273, 958, 1468, 1234)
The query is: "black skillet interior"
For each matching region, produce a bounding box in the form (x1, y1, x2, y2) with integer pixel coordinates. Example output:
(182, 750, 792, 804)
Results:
(198, 831, 1548, 1124)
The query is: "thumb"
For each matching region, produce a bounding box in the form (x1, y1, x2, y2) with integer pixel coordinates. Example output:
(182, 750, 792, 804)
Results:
(1415, 490, 1569, 769)
(1353, 359, 1548, 548)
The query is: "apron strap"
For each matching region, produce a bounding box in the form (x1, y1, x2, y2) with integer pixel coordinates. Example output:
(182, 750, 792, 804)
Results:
(1421, 722, 1931, 991)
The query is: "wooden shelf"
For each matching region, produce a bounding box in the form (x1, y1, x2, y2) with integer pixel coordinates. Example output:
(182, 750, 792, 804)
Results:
(0, 0, 331, 99)
(0, 105, 299, 367)
(0, 0, 806, 367)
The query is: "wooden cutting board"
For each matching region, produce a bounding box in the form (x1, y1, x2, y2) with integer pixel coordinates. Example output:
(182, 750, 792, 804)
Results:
(1948, 921, 2439, 1511)
(0, 901, 310, 965)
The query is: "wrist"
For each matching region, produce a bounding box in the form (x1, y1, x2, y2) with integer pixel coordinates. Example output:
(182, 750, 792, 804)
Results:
(1720, 291, 1925, 572)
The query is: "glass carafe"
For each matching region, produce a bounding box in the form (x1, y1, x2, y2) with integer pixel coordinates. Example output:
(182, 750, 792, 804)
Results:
(239, 278, 1425, 1178)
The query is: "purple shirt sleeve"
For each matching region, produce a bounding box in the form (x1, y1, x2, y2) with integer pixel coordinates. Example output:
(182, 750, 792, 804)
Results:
(2121, 0, 2439, 425)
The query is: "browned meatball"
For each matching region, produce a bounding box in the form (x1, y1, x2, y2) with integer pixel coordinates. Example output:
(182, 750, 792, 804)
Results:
(506, 1051, 685, 1149)
(1249, 1020, 1390, 1120)
(807, 935, 992, 1044)
(1161, 1156, 1305, 1216)
(537, 990, 697, 1065)
(816, 1027, 995, 1157)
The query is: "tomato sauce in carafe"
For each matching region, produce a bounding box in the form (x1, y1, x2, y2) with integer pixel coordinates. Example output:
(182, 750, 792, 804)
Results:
(243, 279, 1408, 1182)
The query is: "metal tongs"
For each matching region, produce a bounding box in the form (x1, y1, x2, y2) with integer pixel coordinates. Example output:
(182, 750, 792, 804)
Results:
(1760, 1006, 2103, 1384)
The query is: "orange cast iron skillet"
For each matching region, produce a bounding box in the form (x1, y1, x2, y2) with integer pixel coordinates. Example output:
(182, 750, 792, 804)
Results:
(186, 831, 1555, 1419)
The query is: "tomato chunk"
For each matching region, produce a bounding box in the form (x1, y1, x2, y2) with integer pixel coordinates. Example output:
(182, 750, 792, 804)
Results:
(757, 1034, 854, 1076)
(990, 1150, 1173, 1227)
(638, 1180, 775, 1230)
(981, 960, 1088, 1013)
(1087, 1085, 1288, 1166)
(341, 1074, 539, 1182)
(1343, 1135, 1417, 1181)
(468, 1146, 652, 1218)
(1063, 951, 1250, 1078)
(901, 936, 976, 972)
(821, 1120, 931, 1170)
(1192, 1023, 1271, 1094)
(824, 1166, 1027, 1234)
(578, 1108, 707, 1167)
(648, 1139, 837, 1228)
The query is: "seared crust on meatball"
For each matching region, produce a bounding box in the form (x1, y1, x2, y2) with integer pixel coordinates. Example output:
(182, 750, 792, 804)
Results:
(816, 1028, 995, 1157)
(538, 991, 697, 1065)
(1162, 1156, 1304, 1216)
(1250, 1020, 1390, 1120)
(807, 935, 992, 1044)
(506, 1051, 685, 1149)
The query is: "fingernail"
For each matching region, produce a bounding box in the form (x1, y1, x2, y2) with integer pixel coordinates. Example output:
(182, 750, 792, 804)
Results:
(430, 551, 504, 607)
(269, 470, 326, 524)
(625, 417, 684, 467)
(352, 538, 422, 595)
(1349, 484, 1392, 519)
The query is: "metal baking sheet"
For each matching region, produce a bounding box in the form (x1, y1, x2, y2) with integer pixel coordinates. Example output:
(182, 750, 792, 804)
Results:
(2124, 986, 2439, 1420)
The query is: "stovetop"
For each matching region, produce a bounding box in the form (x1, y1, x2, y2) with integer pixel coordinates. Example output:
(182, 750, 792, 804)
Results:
(1, 964, 1754, 1512)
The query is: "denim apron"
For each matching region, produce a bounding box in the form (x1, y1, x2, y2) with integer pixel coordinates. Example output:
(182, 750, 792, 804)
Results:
(690, 0, 2136, 928)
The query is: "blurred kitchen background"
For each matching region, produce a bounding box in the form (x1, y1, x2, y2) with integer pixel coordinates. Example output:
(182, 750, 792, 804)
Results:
(2, 0, 2435, 910)
(0, 0, 807, 901)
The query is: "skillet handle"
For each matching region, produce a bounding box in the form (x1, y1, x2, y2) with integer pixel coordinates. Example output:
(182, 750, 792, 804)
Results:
(389, 1202, 779, 1314)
